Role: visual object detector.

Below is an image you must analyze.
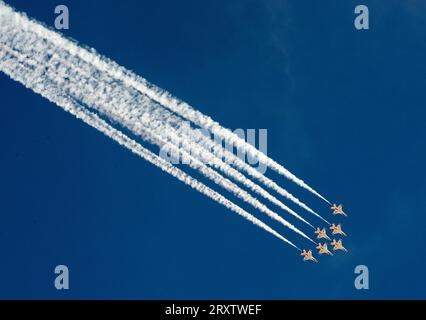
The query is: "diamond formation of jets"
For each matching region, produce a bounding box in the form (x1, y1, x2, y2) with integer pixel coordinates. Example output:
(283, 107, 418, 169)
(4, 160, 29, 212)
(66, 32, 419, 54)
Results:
(302, 204, 349, 263)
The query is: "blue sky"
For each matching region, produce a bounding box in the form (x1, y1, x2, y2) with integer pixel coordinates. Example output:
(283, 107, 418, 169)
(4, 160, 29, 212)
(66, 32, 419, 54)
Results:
(0, 0, 425, 299)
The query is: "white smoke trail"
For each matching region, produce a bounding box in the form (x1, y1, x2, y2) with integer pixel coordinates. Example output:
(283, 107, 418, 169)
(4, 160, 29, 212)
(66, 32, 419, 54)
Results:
(0, 42, 314, 241)
(43, 50, 316, 229)
(0, 0, 329, 204)
(0, 1, 315, 244)
(40, 32, 325, 223)
(0, 37, 300, 252)
(68, 64, 320, 228)
(70, 112, 302, 252)
(0, 10, 318, 239)
(0, 22, 320, 228)
(176, 124, 331, 224)
(24, 83, 303, 250)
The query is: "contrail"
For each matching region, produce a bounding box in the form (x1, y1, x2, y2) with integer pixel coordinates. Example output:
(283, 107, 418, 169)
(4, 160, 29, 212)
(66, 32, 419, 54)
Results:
(0, 41, 315, 240)
(0, 12, 326, 227)
(72, 111, 301, 252)
(0, 1, 315, 244)
(0, 0, 329, 204)
(61, 59, 320, 228)
(0, 9, 317, 237)
(175, 123, 331, 224)
(42, 35, 326, 223)
(42, 50, 316, 229)
(15, 76, 302, 251)
(167, 135, 317, 229)
(0, 29, 300, 251)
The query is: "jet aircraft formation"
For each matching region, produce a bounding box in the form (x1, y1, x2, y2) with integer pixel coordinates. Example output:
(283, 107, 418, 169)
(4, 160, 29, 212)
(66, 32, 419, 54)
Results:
(302, 204, 348, 263)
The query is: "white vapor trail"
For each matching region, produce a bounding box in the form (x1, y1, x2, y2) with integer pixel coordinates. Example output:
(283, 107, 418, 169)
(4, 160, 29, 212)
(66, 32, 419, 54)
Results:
(0, 12, 324, 227)
(16, 77, 302, 250)
(0, 0, 329, 204)
(0, 2, 318, 242)
(0, 42, 314, 242)
(0, 23, 300, 251)
(0, 1, 317, 246)
(175, 125, 331, 224)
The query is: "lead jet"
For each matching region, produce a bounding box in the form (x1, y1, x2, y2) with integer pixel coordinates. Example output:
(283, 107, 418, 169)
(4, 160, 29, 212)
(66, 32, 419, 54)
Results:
(331, 204, 347, 217)
(301, 249, 318, 263)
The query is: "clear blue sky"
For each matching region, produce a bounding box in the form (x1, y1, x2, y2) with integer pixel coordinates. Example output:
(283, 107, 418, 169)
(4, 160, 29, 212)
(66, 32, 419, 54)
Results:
(0, 0, 425, 299)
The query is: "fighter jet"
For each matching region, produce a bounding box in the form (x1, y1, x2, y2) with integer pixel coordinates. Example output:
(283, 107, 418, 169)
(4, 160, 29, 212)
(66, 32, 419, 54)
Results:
(330, 239, 348, 253)
(314, 227, 331, 240)
(316, 242, 333, 256)
(331, 204, 347, 217)
(330, 223, 347, 237)
(301, 249, 318, 263)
